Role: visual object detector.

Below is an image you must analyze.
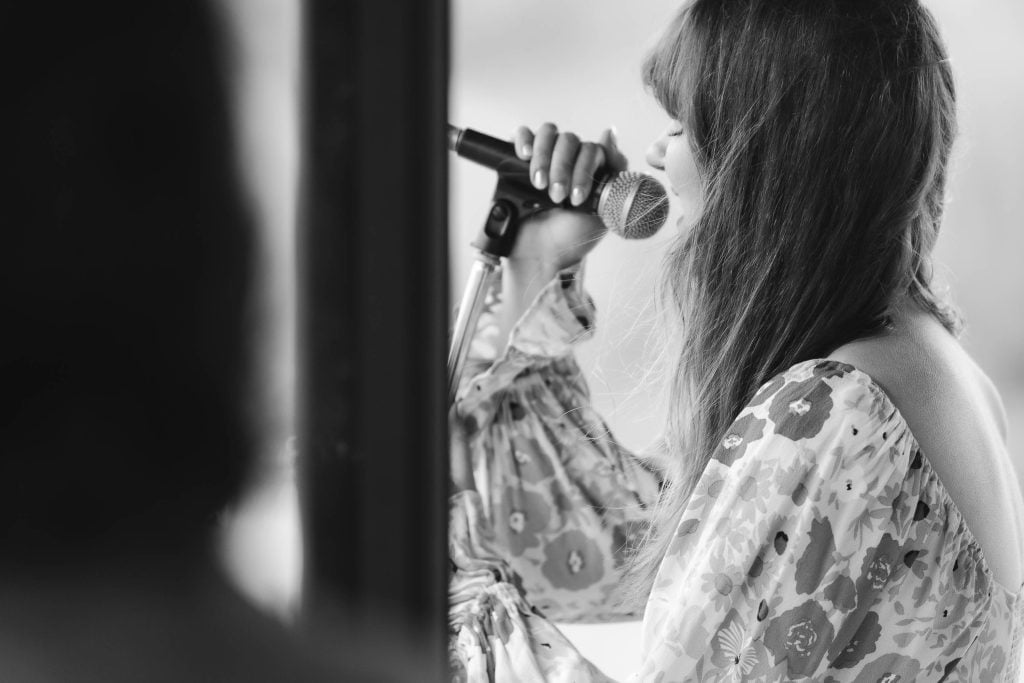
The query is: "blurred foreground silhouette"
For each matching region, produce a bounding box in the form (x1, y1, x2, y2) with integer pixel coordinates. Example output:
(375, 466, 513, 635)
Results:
(0, 2, 416, 680)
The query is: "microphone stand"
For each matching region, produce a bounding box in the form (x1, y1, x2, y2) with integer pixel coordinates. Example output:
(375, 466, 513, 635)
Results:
(448, 175, 550, 404)
(447, 124, 669, 403)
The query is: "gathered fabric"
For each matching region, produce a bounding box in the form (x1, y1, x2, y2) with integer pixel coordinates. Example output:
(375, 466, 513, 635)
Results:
(448, 265, 1024, 681)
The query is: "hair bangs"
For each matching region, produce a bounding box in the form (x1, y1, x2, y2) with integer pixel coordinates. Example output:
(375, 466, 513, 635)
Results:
(642, 6, 699, 124)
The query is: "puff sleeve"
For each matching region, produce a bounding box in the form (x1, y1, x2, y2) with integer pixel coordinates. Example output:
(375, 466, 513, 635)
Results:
(448, 489, 616, 682)
(451, 263, 662, 622)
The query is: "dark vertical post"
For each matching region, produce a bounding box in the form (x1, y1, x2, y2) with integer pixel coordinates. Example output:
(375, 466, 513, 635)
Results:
(299, 0, 449, 677)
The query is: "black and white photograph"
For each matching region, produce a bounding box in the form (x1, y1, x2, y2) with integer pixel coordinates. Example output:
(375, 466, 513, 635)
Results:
(3, 0, 1022, 681)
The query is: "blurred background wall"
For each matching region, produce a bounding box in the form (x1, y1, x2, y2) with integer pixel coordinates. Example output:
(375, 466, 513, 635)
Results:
(450, 0, 1024, 678)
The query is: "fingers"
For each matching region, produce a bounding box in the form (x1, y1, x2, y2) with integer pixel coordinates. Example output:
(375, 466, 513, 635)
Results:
(513, 126, 534, 160)
(598, 127, 629, 173)
(529, 122, 558, 190)
(517, 123, 627, 205)
(548, 132, 580, 204)
(571, 143, 606, 206)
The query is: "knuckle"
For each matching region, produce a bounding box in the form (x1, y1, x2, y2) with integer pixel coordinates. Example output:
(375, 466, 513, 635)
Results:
(573, 161, 594, 180)
(550, 164, 571, 182)
(550, 158, 573, 180)
(573, 171, 594, 189)
(575, 147, 602, 181)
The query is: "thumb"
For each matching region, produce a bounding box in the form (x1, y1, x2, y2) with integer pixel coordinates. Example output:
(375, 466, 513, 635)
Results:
(599, 126, 629, 172)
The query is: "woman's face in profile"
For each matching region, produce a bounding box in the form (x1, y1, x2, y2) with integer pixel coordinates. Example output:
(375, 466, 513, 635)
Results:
(646, 119, 702, 231)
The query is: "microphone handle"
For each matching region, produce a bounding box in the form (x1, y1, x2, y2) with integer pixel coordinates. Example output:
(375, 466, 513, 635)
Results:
(448, 126, 608, 215)
(449, 126, 527, 174)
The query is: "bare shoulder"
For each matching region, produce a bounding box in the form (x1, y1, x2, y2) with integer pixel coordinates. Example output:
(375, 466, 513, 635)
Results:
(827, 308, 1007, 453)
(827, 302, 1024, 590)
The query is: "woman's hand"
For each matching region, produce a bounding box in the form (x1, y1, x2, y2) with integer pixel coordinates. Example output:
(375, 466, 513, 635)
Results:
(508, 123, 628, 273)
(489, 124, 628, 354)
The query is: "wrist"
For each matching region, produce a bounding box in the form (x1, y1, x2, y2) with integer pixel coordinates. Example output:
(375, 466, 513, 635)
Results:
(502, 258, 564, 311)
(493, 259, 563, 354)
(503, 256, 563, 284)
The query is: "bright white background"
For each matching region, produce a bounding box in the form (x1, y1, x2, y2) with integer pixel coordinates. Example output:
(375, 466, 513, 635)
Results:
(451, 0, 1024, 678)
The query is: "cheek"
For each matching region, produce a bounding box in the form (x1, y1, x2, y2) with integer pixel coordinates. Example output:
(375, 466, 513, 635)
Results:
(665, 138, 702, 226)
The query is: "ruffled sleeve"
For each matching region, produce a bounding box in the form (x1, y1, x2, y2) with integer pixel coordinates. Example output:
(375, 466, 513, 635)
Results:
(637, 361, 921, 680)
(448, 489, 616, 683)
(451, 262, 661, 623)
(454, 263, 599, 412)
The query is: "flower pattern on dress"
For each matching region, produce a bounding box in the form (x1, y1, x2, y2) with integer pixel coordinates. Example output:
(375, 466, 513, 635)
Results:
(826, 609, 882, 669)
(825, 574, 858, 613)
(849, 652, 922, 681)
(763, 599, 835, 676)
(709, 609, 771, 678)
(767, 374, 836, 441)
(452, 266, 660, 622)
(541, 529, 605, 591)
(496, 486, 552, 556)
(637, 360, 1023, 681)
(510, 431, 557, 484)
(794, 516, 836, 595)
(450, 265, 1024, 681)
(854, 532, 910, 608)
(712, 412, 767, 467)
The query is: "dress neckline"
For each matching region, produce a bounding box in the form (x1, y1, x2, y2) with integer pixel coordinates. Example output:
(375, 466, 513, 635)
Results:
(797, 358, 1024, 601)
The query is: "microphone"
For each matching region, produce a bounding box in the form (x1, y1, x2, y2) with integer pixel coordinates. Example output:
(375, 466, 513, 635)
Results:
(447, 125, 669, 239)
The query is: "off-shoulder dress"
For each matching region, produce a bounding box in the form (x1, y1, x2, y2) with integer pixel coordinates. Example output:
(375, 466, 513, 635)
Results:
(448, 265, 1023, 682)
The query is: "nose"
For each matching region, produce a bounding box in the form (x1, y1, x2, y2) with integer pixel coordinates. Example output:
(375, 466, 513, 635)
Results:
(646, 136, 666, 171)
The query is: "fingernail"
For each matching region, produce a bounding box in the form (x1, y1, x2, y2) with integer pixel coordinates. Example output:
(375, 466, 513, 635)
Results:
(610, 125, 619, 145)
(521, 143, 532, 158)
(550, 181, 567, 203)
(570, 186, 585, 206)
(534, 169, 547, 189)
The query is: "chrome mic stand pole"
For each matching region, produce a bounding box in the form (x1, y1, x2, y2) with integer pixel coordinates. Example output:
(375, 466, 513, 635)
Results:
(448, 198, 519, 403)
(447, 124, 671, 403)
(448, 124, 570, 403)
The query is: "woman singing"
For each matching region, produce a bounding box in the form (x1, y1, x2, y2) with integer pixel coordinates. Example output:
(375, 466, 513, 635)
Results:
(448, 0, 1024, 679)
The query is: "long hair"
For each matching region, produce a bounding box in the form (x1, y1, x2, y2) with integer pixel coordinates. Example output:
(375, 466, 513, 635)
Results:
(629, 0, 959, 592)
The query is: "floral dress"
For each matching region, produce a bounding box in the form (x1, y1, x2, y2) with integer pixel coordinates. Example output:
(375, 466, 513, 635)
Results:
(448, 265, 1024, 682)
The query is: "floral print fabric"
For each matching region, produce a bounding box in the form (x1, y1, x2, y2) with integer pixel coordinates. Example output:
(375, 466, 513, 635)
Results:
(449, 266, 1024, 681)
(639, 359, 1023, 681)
(449, 489, 616, 682)
(454, 264, 661, 623)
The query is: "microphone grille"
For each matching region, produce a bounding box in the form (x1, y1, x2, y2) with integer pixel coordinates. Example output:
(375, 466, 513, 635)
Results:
(598, 172, 670, 239)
